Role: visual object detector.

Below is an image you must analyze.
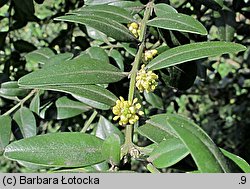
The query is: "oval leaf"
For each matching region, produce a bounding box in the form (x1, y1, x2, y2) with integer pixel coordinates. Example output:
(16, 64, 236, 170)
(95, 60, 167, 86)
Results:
(70, 4, 135, 23)
(0, 81, 29, 100)
(55, 96, 91, 119)
(147, 13, 207, 35)
(29, 92, 40, 115)
(102, 134, 121, 166)
(221, 148, 250, 173)
(31, 85, 117, 110)
(154, 3, 178, 17)
(148, 138, 189, 168)
(163, 114, 231, 172)
(146, 42, 246, 71)
(13, 107, 37, 138)
(0, 115, 12, 154)
(4, 133, 105, 167)
(54, 15, 137, 42)
(18, 55, 126, 87)
(96, 116, 124, 143)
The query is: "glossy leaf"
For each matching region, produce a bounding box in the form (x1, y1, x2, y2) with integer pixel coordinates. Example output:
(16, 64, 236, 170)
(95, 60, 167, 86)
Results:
(29, 92, 40, 115)
(144, 92, 164, 110)
(109, 49, 124, 71)
(164, 114, 231, 172)
(13, 107, 37, 138)
(55, 96, 91, 119)
(0, 115, 12, 154)
(147, 13, 207, 35)
(154, 3, 178, 17)
(18, 55, 126, 87)
(102, 134, 121, 165)
(148, 138, 189, 168)
(86, 26, 108, 41)
(147, 42, 246, 71)
(137, 114, 176, 144)
(221, 148, 250, 173)
(55, 15, 137, 42)
(31, 85, 117, 110)
(4, 133, 105, 167)
(96, 116, 124, 143)
(70, 5, 135, 23)
(120, 42, 137, 56)
(0, 81, 29, 100)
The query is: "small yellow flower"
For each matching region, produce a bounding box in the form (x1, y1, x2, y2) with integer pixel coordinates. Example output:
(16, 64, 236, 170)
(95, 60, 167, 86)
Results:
(144, 49, 158, 61)
(112, 97, 144, 126)
(128, 22, 140, 38)
(136, 65, 158, 93)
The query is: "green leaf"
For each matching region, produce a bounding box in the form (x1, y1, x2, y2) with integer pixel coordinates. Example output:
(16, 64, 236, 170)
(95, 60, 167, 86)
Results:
(120, 42, 137, 56)
(102, 134, 121, 165)
(214, 8, 236, 42)
(0, 115, 12, 154)
(85, 0, 121, 5)
(137, 115, 176, 144)
(13, 40, 37, 53)
(96, 116, 124, 143)
(86, 26, 108, 41)
(18, 55, 126, 87)
(44, 53, 73, 68)
(29, 92, 40, 115)
(109, 49, 124, 71)
(83, 47, 109, 63)
(197, 0, 223, 10)
(0, 81, 30, 100)
(55, 15, 137, 42)
(147, 42, 246, 71)
(31, 85, 117, 110)
(55, 96, 91, 119)
(13, 107, 36, 138)
(221, 148, 250, 173)
(25, 48, 55, 65)
(70, 5, 135, 23)
(148, 138, 189, 168)
(108, 1, 144, 15)
(4, 133, 105, 167)
(163, 114, 231, 172)
(144, 92, 164, 110)
(147, 13, 207, 35)
(154, 3, 178, 17)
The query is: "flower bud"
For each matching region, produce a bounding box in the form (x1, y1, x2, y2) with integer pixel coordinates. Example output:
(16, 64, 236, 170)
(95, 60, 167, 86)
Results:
(136, 65, 158, 93)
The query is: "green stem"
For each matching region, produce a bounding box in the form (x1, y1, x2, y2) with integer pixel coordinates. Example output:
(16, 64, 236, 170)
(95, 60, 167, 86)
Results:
(81, 110, 98, 133)
(147, 163, 161, 173)
(2, 89, 38, 116)
(122, 1, 154, 156)
(128, 1, 153, 102)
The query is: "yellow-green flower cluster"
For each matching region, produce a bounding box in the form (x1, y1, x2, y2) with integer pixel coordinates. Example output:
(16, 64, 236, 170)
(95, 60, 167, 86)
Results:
(136, 65, 158, 93)
(128, 22, 141, 38)
(112, 97, 144, 126)
(144, 49, 158, 61)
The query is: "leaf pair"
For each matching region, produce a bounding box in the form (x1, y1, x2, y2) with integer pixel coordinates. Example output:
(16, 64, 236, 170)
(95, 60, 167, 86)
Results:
(19, 54, 127, 110)
(138, 114, 250, 173)
(55, 5, 137, 42)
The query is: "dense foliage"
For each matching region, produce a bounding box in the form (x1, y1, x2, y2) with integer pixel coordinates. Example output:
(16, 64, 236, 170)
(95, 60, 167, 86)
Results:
(0, 0, 250, 173)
